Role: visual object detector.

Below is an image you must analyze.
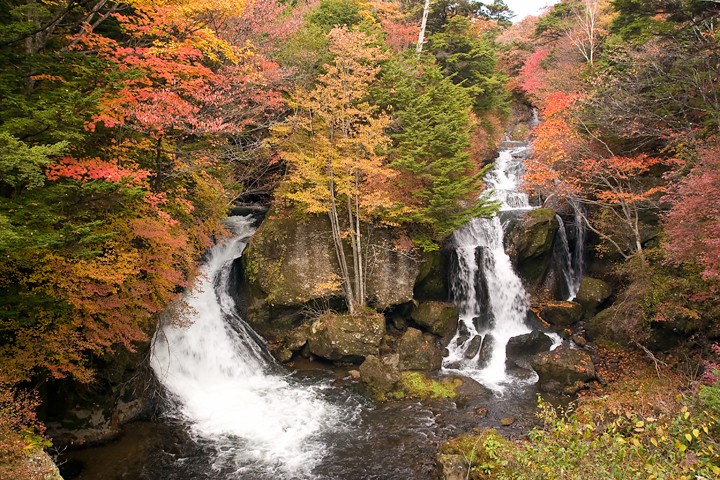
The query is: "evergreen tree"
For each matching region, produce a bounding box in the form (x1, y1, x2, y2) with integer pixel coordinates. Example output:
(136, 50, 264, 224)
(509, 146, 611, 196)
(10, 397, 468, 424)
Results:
(376, 54, 498, 246)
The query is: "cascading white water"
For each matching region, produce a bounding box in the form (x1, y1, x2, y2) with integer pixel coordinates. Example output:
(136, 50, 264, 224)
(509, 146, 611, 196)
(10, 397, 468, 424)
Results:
(571, 205, 586, 295)
(150, 216, 343, 478)
(443, 145, 533, 389)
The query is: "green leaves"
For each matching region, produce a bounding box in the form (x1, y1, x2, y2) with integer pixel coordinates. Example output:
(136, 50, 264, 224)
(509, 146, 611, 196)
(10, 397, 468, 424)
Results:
(0, 132, 66, 191)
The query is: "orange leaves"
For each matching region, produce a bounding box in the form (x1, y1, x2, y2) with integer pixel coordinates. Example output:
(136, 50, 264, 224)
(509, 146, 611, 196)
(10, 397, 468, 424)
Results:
(45, 157, 150, 184)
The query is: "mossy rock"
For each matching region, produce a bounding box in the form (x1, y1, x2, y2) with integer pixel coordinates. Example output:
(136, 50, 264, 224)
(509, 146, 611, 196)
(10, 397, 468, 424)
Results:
(397, 327, 443, 371)
(585, 305, 632, 347)
(576, 277, 612, 318)
(243, 212, 420, 310)
(359, 355, 401, 396)
(242, 213, 341, 307)
(307, 311, 385, 363)
(388, 371, 460, 400)
(414, 249, 448, 301)
(410, 301, 459, 340)
(540, 301, 584, 328)
(530, 345, 596, 394)
(506, 208, 559, 286)
(440, 429, 510, 478)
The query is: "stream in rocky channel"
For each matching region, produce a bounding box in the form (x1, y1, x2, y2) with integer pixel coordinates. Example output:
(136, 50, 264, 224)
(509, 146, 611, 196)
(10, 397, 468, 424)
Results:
(57, 134, 581, 480)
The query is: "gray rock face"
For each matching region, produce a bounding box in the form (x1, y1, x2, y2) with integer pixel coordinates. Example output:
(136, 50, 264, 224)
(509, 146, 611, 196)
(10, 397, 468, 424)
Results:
(359, 355, 401, 394)
(411, 301, 460, 340)
(540, 301, 583, 328)
(397, 328, 443, 371)
(530, 345, 596, 394)
(576, 277, 612, 318)
(307, 312, 385, 362)
(505, 208, 560, 287)
(243, 213, 420, 310)
(243, 214, 341, 307)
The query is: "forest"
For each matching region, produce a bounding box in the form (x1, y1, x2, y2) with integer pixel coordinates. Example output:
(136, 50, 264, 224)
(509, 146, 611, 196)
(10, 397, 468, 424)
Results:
(0, 0, 719, 478)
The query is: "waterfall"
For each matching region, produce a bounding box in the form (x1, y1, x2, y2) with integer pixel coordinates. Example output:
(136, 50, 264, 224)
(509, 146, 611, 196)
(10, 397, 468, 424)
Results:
(443, 146, 533, 389)
(150, 216, 343, 478)
(554, 215, 576, 300)
(571, 205, 586, 295)
(551, 203, 586, 301)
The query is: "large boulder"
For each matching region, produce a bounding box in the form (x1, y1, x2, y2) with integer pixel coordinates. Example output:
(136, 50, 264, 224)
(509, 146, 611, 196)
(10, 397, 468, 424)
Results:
(506, 330, 553, 369)
(359, 355, 401, 395)
(243, 213, 420, 311)
(530, 345, 596, 394)
(243, 214, 341, 307)
(505, 209, 560, 287)
(397, 328, 443, 371)
(307, 312, 385, 363)
(576, 277, 612, 318)
(539, 302, 584, 329)
(411, 301, 459, 340)
(585, 305, 633, 346)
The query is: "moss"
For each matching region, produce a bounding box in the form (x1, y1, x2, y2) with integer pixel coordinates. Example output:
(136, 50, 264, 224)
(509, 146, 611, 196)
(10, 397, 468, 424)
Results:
(388, 372, 460, 400)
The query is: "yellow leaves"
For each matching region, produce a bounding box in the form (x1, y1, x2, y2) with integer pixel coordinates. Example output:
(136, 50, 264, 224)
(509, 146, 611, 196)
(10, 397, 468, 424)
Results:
(273, 27, 398, 219)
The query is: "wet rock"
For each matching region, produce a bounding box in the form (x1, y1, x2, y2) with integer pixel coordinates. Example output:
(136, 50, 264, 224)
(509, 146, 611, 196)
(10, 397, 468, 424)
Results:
(571, 334, 587, 347)
(506, 208, 560, 287)
(506, 365, 536, 380)
(506, 331, 553, 369)
(576, 277, 612, 318)
(307, 312, 385, 363)
(500, 417, 515, 426)
(397, 328, 443, 371)
(453, 376, 493, 405)
(530, 345, 596, 394)
(437, 454, 467, 480)
(45, 345, 154, 447)
(477, 335, 495, 369)
(540, 302, 583, 328)
(349, 370, 361, 380)
(359, 355, 401, 395)
(464, 335, 483, 359)
(411, 301, 459, 340)
(456, 322, 471, 346)
(472, 315, 495, 332)
(474, 407, 488, 417)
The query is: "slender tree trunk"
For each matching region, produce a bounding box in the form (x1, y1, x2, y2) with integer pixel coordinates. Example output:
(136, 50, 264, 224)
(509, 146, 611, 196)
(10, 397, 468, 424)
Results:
(328, 163, 356, 313)
(355, 170, 365, 305)
(416, 0, 431, 54)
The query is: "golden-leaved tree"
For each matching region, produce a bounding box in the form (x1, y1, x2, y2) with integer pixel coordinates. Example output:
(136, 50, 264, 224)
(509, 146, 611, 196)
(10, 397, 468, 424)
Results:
(272, 27, 401, 313)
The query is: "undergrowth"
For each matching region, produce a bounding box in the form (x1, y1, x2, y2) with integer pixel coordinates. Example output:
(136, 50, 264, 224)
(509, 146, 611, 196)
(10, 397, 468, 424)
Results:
(443, 355, 720, 479)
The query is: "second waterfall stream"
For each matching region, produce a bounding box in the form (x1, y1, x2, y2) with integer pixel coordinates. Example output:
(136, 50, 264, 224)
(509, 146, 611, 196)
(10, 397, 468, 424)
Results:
(442, 140, 576, 391)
